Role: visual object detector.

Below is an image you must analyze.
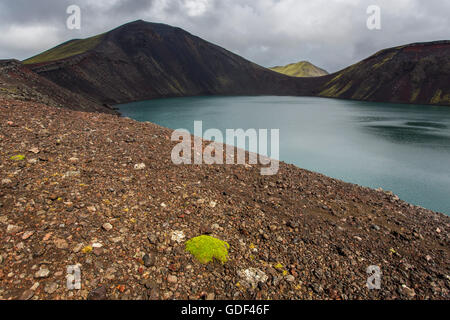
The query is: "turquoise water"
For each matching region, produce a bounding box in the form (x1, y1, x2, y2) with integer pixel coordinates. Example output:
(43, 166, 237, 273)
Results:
(118, 96, 450, 215)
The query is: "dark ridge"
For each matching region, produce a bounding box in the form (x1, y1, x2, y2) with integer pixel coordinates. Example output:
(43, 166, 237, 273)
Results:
(24, 20, 450, 107)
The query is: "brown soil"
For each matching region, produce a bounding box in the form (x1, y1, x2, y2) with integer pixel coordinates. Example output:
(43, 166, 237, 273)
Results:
(1, 97, 448, 300)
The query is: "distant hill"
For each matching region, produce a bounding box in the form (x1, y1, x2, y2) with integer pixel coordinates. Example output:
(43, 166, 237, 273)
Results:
(270, 61, 328, 77)
(318, 41, 450, 106)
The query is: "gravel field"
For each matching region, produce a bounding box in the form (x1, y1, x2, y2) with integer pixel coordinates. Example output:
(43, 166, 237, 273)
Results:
(0, 98, 449, 300)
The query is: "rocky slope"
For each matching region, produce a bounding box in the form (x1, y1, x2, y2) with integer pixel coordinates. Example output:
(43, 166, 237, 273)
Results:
(25, 20, 315, 104)
(0, 59, 114, 114)
(1, 97, 449, 300)
(270, 61, 329, 77)
(318, 41, 450, 106)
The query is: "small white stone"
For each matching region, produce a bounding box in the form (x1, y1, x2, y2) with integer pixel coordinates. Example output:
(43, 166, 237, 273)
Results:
(238, 268, 268, 288)
(111, 237, 123, 243)
(102, 223, 113, 231)
(34, 268, 50, 279)
(209, 201, 217, 208)
(30, 282, 40, 291)
(211, 223, 220, 230)
(171, 230, 185, 243)
(6, 224, 22, 234)
(63, 171, 80, 178)
(286, 275, 295, 282)
(134, 163, 146, 170)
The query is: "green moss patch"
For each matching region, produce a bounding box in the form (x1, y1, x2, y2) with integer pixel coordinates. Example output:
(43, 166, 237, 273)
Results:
(10, 154, 25, 161)
(185, 235, 230, 264)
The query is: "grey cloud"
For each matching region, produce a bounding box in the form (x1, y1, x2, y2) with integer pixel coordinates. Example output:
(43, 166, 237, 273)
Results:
(0, 0, 448, 72)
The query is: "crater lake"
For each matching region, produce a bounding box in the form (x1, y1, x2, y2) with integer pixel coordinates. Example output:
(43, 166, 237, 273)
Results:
(118, 96, 450, 215)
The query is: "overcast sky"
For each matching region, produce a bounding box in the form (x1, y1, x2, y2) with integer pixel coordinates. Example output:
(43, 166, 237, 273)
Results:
(0, 0, 448, 72)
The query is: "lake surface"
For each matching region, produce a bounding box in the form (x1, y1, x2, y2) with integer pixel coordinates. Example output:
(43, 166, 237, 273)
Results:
(118, 96, 450, 215)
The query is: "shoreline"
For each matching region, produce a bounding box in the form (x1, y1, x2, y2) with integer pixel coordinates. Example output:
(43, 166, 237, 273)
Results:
(117, 96, 450, 216)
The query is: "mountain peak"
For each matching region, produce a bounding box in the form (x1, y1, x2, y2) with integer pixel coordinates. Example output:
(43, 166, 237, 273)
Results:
(270, 61, 329, 77)
(25, 21, 308, 104)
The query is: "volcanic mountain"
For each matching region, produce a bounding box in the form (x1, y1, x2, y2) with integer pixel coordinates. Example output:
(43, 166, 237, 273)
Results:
(24, 20, 449, 107)
(317, 41, 450, 106)
(24, 20, 317, 104)
(270, 61, 329, 77)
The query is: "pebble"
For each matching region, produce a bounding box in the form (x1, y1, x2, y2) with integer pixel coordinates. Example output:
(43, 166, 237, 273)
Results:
(73, 243, 84, 253)
(6, 224, 22, 234)
(93, 247, 104, 256)
(147, 233, 157, 244)
(371, 224, 381, 231)
(134, 163, 146, 170)
(111, 237, 123, 243)
(22, 231, 34, 240)
(87, 286, 107, 300)
(54, 238, 69, 249)
(167, 275, 178, 283)
(20, 290, 34, 300)
(286, 275, 295, 282)
(44, 282, 58, 294)
(401, 285, 416, 298)
(211, 223, 220, 230)
(238, 268, 268, 288)
(34, 268, 50, 279)
(209, 201, 217, 208)
(30, 282, 40, 291)
(64, 171, 80, 178)
(143, 253, 156, 267)
(102, 223, 113, 231)
(171, 230, 185, 243)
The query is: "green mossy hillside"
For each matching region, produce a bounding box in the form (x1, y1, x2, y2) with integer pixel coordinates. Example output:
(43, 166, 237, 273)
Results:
(23, 34, 104, 64)
(270, 61, 329, 77)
